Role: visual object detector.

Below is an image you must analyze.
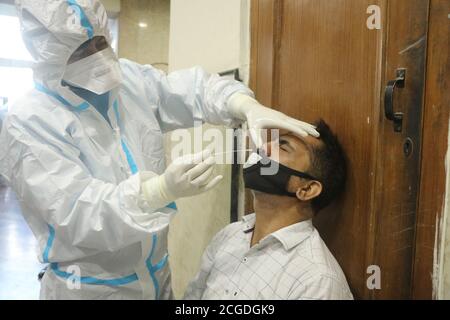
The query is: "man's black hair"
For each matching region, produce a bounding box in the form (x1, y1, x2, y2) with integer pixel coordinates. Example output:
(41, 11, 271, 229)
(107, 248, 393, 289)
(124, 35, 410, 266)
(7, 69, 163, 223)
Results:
(307, 119, 347, 213)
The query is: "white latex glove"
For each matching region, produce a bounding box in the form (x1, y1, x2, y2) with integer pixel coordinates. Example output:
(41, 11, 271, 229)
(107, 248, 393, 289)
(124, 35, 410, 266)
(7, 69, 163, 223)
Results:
(228, 93, 320, 147)
(141, 149, 223, 210)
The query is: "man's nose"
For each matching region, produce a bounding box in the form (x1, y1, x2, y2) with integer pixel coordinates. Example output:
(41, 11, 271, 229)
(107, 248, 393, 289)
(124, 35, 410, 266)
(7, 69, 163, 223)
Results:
(262, 141, 278, 158)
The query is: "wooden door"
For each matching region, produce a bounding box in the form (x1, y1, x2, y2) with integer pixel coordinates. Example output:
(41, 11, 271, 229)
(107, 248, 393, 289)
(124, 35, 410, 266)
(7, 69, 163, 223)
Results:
(250, 0, 429, 299)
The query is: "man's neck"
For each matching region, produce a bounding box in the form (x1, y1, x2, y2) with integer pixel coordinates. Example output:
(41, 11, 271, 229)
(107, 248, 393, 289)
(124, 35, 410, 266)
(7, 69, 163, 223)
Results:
(250, 192, 312, 247)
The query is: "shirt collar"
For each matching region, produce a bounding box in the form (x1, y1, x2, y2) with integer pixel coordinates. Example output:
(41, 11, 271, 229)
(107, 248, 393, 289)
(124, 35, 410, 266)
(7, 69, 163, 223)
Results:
(241, 213, 314, 251)
(242, 213, 256, 233)
(270, 219, 314, 251)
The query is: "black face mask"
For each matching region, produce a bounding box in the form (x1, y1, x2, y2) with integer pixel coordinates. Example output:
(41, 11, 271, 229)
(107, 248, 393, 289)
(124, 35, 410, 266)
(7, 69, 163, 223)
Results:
(243, 151, 319, 197)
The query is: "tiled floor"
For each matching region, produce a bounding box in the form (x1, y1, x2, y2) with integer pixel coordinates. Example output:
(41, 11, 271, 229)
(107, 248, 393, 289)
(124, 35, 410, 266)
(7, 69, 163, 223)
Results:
(0, 185, 44, 300)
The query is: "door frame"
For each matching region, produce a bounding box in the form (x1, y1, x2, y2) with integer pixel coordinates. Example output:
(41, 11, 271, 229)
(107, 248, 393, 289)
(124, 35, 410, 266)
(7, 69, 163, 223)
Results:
(412, 0, 450, 299)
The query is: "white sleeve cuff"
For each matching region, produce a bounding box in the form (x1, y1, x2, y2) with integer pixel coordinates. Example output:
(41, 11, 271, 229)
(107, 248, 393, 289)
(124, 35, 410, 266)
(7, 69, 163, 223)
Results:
(140, 174, 175, 211)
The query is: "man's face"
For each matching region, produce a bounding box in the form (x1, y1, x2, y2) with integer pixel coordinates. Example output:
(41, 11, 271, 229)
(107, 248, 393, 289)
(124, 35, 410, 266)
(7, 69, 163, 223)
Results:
(255, 129, 324, 202)
(263, 129, 323, 173)
(67, 36, 109, 64)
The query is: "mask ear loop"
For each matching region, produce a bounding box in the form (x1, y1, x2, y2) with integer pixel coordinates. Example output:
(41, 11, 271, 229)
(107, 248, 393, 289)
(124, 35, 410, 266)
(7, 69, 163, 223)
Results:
(283, 165, 321, 199)
(281, 165, 319, 182)
(283, 170, 318, 198)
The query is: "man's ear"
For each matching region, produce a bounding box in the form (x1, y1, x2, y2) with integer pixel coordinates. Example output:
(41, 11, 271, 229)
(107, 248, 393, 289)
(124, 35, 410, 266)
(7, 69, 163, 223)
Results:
(296, 181, 322, 202)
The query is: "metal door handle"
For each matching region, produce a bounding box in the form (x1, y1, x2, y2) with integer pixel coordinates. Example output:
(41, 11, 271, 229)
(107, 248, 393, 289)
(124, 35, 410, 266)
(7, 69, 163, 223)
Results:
(385, 68, 406, 132)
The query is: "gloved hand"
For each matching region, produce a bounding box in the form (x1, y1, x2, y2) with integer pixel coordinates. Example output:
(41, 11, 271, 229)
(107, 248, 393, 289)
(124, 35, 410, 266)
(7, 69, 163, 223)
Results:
(227, 93, 320, 147)
(141, 149, 223, 209)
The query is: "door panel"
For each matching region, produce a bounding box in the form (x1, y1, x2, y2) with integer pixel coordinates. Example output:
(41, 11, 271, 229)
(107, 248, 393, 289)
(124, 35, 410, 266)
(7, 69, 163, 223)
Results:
(276, 0, 384, 299)
(373, 0, 429, 299)
(250, 0, 278, 106)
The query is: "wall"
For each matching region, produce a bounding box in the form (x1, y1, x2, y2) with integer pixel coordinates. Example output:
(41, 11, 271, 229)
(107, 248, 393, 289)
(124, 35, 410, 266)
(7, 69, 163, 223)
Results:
(100, 0, 121, 15)
(167, 0, 250, 298)
(435, 0, 450, 296)
(435, 1, 450, 298)
(438, 128, 450, 298)
(118, 0, 170, 72)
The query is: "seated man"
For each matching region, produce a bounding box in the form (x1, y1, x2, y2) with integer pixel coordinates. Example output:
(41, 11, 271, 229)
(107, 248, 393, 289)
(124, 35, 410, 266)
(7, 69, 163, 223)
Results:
(184, 119, 353, 300)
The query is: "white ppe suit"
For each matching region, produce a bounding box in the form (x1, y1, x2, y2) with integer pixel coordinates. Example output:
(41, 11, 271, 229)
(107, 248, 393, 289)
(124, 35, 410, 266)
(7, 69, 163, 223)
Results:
(0, 0, 252, 299)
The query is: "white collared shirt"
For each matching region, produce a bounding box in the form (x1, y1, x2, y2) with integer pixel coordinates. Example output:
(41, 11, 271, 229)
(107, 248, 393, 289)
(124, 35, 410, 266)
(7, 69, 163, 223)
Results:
(184, 214, 353, 300)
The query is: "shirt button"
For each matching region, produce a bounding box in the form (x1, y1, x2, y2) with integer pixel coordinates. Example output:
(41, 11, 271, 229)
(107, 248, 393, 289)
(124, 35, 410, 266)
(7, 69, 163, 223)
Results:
(233, 292, 238, 296)
(242, 257, 248, 263)
(225, 289, 229, 294)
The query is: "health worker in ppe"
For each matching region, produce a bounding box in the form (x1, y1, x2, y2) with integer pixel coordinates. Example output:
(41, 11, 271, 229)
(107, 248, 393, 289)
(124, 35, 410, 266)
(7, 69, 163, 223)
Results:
(0, 0, 319, 300)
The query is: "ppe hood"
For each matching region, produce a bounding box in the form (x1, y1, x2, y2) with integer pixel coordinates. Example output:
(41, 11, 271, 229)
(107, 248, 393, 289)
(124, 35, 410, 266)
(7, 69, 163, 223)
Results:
(15, 0, 114, 107)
